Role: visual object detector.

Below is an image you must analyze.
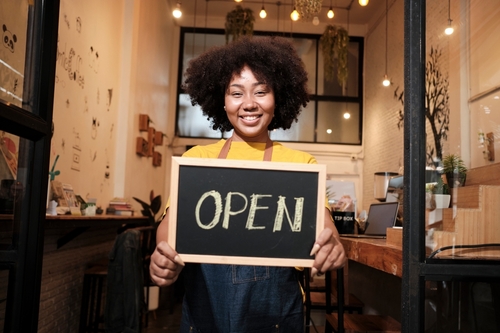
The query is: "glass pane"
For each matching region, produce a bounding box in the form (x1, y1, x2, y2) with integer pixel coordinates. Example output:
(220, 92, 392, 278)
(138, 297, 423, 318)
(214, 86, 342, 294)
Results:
(318, 41, 359, 97)
(177, 93, 223, 139)
(0, 130, 24, 249)
(424, 280, 500, 332)
(270, 102, 315, 142)
(182, 32, 226, 85)
(0, 0, 30, 109)
(424, 0, 500, 261)
(290, 38, 317, 95)
(316, 101, 360, 144)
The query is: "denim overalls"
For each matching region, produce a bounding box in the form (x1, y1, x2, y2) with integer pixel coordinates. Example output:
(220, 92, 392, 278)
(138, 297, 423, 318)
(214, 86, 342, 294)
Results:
(179, 138, 304, 332)
(179, 264, 304, 332)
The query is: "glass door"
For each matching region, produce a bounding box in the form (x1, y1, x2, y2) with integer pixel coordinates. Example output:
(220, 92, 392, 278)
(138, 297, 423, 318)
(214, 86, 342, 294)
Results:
(0, 0, 60, 331)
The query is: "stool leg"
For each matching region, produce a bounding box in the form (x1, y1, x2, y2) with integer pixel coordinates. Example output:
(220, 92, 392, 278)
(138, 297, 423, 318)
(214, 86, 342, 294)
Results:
(79, 275, 91, 333)
(93, 277, 104, 332)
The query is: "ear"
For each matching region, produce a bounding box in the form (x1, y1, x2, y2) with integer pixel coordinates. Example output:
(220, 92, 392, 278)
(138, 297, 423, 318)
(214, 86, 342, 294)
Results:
(13, 34, 17, 43)
(3, 24, 7, 32)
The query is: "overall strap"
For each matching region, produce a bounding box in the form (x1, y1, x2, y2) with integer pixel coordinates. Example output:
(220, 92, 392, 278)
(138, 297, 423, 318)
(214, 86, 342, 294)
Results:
(218, 137, 273, 161)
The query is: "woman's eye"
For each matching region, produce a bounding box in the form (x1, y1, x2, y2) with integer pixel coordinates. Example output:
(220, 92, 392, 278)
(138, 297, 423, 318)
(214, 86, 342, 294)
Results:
(231, 92, 242, 97)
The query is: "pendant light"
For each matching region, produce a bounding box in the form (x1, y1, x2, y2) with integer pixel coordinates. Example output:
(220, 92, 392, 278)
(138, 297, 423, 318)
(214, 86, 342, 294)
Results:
(444, 0, 454, 35)
(291, 2, 300, 22)
(260, 1, 267, 19)
(382, 0, 391, 87)
(344, 8, 350, 119)
(327, 0, 334, 19)
(359, 0, 369, 6)
(172, 1, 182, 18)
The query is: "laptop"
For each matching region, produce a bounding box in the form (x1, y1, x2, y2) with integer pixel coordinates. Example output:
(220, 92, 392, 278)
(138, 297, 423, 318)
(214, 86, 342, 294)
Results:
(340, 201, 399, 239)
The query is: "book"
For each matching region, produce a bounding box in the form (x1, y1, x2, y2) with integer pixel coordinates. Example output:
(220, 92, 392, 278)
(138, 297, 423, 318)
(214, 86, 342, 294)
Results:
(114, 210, 134, 216)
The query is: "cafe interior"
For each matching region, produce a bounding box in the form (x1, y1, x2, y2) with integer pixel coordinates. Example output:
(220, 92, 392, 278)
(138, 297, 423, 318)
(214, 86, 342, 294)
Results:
(0, 0, 499, 332)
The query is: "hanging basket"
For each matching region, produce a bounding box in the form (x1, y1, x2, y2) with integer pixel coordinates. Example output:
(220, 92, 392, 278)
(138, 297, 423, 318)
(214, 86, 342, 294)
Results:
(320, 25, 349, 86)
(224, 5, 255, 44)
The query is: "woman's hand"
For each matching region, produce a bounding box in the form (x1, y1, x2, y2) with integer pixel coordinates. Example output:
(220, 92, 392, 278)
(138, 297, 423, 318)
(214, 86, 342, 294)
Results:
(150, 241, 185, 287)
(309, 208, 347, 276)
(150, 209, 185, 286)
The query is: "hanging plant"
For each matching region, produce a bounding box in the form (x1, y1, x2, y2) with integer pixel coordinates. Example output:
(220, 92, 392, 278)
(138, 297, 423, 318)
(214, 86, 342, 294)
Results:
(224, 5, 255, 44)
(320, 25, 349, 86)
(296, 0, 323, 20)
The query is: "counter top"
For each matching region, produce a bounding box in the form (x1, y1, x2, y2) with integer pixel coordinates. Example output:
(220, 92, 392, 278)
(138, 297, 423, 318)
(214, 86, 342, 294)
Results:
(340, 236, 403, 277)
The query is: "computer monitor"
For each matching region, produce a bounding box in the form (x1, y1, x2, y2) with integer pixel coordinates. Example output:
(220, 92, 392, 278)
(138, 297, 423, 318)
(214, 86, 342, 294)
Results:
(385, 175, 404, 226)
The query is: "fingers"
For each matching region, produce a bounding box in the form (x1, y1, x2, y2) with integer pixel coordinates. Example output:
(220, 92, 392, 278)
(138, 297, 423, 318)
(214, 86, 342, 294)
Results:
(149, 241, 184, 287)
(310, 229, 346, 277)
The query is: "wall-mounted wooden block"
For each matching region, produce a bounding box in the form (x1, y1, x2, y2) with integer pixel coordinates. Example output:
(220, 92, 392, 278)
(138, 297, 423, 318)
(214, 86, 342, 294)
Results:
(147, 127, 156, 156)
(154, 131, 164, 146)
(153, 151, 162, 167)
(139, 114, 149, 131)
(136, 137, 148, 156)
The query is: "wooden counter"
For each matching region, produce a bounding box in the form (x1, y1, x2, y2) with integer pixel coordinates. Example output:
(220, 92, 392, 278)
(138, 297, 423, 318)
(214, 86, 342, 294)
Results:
(340, 236, 403, 277)
(44, 214, 149, 228)
(44, 214, 149, 249)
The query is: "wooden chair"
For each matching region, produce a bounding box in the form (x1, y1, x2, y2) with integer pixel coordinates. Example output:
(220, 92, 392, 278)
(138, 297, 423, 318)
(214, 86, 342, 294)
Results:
(325, 267, 401, 333)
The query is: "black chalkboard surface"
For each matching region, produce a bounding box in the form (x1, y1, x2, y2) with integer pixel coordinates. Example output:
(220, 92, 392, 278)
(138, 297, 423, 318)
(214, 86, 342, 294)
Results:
(169, 157, 326, 267)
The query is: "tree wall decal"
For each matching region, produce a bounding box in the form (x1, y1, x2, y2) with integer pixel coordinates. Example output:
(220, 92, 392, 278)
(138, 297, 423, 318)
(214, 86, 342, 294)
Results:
(394, 47, 450, 165)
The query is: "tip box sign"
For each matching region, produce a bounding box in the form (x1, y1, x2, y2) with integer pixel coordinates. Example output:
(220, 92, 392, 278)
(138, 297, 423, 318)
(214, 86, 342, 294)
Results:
(168, 157, 326, 267)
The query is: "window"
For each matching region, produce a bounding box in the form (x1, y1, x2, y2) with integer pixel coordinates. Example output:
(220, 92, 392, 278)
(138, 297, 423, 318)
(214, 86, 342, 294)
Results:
(175, 28, 363, 145)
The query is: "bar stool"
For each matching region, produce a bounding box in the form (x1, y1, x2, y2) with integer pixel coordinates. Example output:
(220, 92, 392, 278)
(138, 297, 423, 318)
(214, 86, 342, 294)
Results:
(325, 267, 401, 333)
(79, 264, 108, 333)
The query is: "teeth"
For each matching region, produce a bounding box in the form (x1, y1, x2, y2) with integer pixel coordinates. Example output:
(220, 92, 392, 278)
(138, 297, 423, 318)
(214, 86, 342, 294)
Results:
(242, 116, 258, 121)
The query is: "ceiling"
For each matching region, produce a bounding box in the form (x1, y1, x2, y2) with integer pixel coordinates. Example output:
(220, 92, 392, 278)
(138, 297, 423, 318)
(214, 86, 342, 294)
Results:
(173, 0, 386, 28)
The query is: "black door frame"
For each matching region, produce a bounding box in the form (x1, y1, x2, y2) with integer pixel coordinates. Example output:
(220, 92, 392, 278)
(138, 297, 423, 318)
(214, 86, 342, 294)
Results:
(402, 1, 500, 332)
(0, 0, 60, 331)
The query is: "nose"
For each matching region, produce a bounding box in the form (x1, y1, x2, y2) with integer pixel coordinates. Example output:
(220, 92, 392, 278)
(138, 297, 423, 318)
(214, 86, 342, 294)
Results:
(242, 95, 257, 111)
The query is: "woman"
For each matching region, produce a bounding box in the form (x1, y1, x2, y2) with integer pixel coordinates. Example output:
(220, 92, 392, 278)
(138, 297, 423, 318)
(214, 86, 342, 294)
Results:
(150, 36, 346, 332)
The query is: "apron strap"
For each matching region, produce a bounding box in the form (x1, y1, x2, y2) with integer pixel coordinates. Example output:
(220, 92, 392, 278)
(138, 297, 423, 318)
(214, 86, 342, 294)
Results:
(218, 136, 273, 161)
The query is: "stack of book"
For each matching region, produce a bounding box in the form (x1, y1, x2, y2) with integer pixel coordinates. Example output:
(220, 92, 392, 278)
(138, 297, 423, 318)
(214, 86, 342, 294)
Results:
(107, 198, 135, 216)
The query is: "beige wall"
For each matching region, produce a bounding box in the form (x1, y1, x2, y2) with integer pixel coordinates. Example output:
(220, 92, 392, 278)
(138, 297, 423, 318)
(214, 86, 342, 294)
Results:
(51, 0, 176, 213)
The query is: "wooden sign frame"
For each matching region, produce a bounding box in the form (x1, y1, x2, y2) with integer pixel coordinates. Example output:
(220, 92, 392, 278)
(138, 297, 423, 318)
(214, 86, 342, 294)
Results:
(169, 156, 326, 267)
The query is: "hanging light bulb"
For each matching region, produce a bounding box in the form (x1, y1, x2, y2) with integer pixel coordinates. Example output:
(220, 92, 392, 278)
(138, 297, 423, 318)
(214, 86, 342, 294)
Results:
(290, 7, 299, 21)
(235, 0, 243, 2)
(259, 6, 267, 19)
(445, 0, 454, 35)
(260, 5, 267, 18)
(327, 7, 334, 19)
(343, 112, 351, 119)
(445, 20, 454, 35)
(359, 0, 369, 6)
(382, 74, 391, 87)
(172, 2, 182, 18)
(312, 16, 320, 25)
(382, 0, 390, 87)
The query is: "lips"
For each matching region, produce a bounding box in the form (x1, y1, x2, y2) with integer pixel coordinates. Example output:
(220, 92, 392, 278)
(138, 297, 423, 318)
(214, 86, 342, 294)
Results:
(240, 115, 262, 121)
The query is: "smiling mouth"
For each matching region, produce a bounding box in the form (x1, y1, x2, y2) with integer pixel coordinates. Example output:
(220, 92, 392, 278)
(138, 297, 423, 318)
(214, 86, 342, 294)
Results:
(240, 115, 261, 121)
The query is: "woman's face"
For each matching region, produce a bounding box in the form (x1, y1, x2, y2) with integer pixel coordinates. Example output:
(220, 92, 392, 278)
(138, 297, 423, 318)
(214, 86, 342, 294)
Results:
(224, 66, 275, 142)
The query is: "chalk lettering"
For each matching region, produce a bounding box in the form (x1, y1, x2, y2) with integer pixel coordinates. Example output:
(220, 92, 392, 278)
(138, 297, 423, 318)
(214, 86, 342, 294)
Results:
(195, 190, 222, 229)
(246, 194, 271, 230)
(194, 191, 305, 232)
(273, 196, 304, 232)
(222, 192, 248, 229)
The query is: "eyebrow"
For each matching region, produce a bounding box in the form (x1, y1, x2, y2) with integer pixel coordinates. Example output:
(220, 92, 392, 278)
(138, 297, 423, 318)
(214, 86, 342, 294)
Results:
(228, 81, 267, 88)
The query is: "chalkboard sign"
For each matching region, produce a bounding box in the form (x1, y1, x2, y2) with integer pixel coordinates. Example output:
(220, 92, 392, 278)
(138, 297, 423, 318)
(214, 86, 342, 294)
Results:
(168, 157, 326, 267)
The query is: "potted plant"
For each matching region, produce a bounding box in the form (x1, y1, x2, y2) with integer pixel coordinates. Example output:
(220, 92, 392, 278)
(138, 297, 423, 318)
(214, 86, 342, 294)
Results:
(426, 176, 450, 209)
(442, 154, 467, 188)
(224, 5, 255, 44)
(320, 25, 349, 87)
